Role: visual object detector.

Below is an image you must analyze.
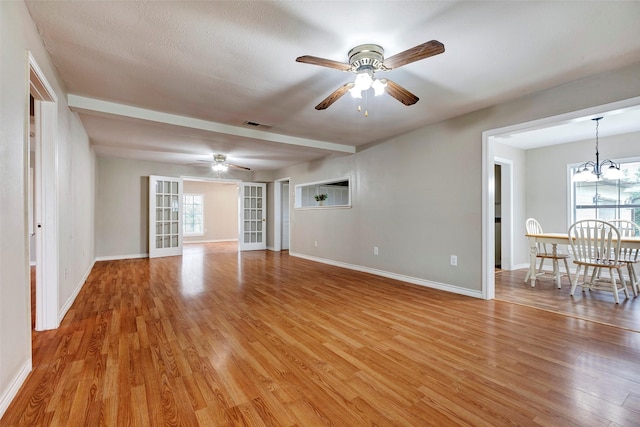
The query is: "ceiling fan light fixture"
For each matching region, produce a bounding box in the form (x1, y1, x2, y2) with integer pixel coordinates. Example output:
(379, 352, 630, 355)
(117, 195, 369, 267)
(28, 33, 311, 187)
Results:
(212, 163, 228, 172)
(349, 88, 362, 99)
(371, 78, 387, 96)
(354, 72, 373, 90)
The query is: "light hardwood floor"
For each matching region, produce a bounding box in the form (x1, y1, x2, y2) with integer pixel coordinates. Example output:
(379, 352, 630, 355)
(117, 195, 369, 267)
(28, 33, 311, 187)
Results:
(3, 243, 640, 426)
(496, 268, 640, 332)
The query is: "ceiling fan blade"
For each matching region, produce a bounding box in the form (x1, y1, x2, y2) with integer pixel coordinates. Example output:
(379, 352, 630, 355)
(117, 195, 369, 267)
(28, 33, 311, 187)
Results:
(315, 83, 355, 110)
(382, 40, 445, 70)
(296, 55, 352, 71)
(228, 164, 251, 171)
(382, 79, 419, 106)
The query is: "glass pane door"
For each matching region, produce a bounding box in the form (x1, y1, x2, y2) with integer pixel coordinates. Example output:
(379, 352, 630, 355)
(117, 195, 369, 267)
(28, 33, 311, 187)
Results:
(149, 175, 183, 258)
(239, 182, 266, 251)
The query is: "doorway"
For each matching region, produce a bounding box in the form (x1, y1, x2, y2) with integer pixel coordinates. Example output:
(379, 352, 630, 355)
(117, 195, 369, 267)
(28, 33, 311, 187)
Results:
(182, 179, 240, 246)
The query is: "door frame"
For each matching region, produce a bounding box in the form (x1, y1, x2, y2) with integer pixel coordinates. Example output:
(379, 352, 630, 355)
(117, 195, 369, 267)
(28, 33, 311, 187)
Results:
(494, 158, 513, 271)
(272, 177, 291, 252)
(28, 52, 59, 331)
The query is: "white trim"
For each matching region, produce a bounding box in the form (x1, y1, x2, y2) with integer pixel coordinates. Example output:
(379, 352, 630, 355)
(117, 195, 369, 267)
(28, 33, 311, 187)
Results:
(68, 95, 356, 154)
(274, 181, 282, 252)
(273, 177, 292, 252)
(0, 359, 32, 418)
(290, 252, 483, 299)
(58, 260, 95, 324)
(181, 175, 242, 184)
(95, 253, 149, 262)
(29, 51, 60, 331)
(483, 96, 640, 302)
(511, 263, 530, 271)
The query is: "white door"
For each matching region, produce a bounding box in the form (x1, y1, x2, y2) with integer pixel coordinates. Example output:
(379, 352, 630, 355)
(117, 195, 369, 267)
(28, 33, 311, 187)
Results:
(240, 182, 266, 251)
(149, 175, 183, 258)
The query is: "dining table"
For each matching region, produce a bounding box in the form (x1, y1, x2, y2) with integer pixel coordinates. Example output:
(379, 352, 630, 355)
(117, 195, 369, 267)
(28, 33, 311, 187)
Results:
(525, 232, 640, 288)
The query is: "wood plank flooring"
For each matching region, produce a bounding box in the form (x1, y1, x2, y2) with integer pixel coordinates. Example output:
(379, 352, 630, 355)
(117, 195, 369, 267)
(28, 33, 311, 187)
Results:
(496, 268, 640, 332)
(3, 242, 640, 426)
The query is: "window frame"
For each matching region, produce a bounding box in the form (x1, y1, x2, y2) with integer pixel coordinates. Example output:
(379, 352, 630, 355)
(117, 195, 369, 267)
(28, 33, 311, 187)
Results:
(183, 193, 205, 236)
(294, 176, 351, 209)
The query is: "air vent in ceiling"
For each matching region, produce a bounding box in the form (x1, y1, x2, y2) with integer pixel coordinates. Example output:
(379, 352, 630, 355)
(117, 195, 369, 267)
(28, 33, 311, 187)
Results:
(243, 120, 272, 129)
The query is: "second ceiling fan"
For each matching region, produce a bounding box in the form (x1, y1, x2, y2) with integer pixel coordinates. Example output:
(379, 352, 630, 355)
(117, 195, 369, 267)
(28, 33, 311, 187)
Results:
(296, 40, 445, 112)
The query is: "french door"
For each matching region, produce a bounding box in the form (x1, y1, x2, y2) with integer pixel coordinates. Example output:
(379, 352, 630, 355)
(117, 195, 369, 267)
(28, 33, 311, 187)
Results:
(240, 182, 266, 251)
(149, 175, 183, 258)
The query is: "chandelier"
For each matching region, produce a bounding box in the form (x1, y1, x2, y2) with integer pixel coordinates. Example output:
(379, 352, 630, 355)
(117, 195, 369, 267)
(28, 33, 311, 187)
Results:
(572, 117, 622, 182)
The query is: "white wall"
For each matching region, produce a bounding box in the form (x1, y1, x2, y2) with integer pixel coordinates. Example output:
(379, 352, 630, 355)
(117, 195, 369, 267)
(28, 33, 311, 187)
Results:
(95, 157, 250, 258)
(0, 1, 95, 416)
(183, 180, 239, 243)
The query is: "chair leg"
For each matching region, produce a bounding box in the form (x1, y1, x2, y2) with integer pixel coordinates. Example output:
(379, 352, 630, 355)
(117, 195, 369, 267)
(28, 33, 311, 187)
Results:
(611, 270, 620, 304)
(570, 265, 581, 296)
(562, 258, 572, 287)
(628, 263, 638, 297)
(618, 268, 630, 300)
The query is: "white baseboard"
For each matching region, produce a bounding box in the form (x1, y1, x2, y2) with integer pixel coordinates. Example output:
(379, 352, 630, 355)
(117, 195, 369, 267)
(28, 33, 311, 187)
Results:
(59, 260, 95, 323)
(0, 358, 31, 419)
(510, 263, 530, 270)
(289, 252, 483, 299)
(95, 253, 148, 261)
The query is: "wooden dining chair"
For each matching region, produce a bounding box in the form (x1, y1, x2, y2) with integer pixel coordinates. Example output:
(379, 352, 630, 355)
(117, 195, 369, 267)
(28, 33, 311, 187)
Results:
(608, 219, 640, 297)
(524, 218, 571, 288)
(568, 219, 629, 304)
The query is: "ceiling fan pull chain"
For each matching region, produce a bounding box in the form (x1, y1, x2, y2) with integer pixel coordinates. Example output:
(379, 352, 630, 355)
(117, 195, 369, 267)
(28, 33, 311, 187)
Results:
(364, 90, 369, 117)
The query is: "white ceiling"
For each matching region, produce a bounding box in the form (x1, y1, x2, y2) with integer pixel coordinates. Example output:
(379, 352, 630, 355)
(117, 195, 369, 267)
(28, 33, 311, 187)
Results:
(25, 1, 640, 171)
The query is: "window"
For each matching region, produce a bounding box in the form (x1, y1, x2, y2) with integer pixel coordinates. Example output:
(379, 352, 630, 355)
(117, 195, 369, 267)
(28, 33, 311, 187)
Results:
(294, 177, 351, 208)
(571, 159, 640, 224)
(183, 193, 204, 235)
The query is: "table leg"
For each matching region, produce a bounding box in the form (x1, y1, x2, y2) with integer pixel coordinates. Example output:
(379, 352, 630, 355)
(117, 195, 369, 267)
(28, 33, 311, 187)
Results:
(528, 237, 537, 287)
(552, 244, 561, 288)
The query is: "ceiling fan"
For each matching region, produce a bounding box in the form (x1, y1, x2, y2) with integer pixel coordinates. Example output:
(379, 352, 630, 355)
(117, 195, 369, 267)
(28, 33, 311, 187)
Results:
(196, 154, 251, 172)
(296, 40, 445, 111)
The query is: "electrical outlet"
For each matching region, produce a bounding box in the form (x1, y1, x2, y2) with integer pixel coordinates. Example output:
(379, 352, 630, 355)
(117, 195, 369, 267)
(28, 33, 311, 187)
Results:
(450, 255, 458, 266)
(374, 246, 379, 256)
(314, 241, 318, 247)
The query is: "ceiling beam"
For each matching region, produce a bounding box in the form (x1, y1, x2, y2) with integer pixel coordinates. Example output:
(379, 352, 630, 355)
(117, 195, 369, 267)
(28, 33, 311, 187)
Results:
(67, 94, 356, 154)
